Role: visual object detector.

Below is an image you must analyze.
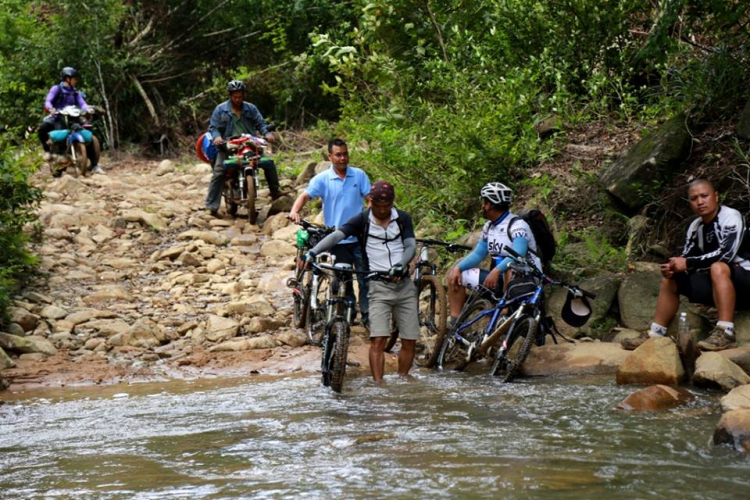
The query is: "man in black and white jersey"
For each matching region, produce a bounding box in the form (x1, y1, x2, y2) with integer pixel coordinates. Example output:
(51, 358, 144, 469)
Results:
(623, 179, 750, 351)
(446, 182, 541, 327)
(305, 181, 419, 382)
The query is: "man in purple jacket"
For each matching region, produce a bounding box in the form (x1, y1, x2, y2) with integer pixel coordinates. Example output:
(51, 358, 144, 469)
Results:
(39, 67, 103, 174)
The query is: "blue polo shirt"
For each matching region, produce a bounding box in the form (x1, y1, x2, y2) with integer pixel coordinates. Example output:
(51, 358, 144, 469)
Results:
(306, 165, 371, 244)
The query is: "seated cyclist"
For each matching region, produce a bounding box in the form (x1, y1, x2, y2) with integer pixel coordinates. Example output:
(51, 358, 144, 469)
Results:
(446, 182, 542, 327)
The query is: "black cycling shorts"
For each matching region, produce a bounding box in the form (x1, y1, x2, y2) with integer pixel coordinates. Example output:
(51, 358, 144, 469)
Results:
(674, 264, 750, 309)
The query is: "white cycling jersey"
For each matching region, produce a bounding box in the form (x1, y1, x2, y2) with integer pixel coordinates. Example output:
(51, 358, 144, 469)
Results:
(461, 212, 542, 290)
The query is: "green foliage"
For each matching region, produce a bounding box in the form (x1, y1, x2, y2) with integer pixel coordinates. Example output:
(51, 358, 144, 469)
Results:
(554, 231, 628, 276)
(0, 135, 43, 324)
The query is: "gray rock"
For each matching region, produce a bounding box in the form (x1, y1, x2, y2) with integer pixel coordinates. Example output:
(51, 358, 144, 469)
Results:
(246, 317, 283, 334)
(159, 245, 186, 261)
(82, 286, 134, 304)
(40, 305, 68, 320)
(262, 213, 290, 236)
(177, 230, 228, 246)
(716, 346, 750, 375)
(616, 337, 686, 385)
(713, 410, 750, 452)
(7, 323, 25, 336)
(8, 307, 39, 332)
(693, 352, 750, 392)
(24, 292, 53, 304)
(65, 309, 116, 326)
(721, 385, 750, 412)
(600, 115, 693, 209)
(205, 315, 239, 342)
(209, 335, 277, 352)
(156, 160, 176, 176)
(295, 161, 318, 186)
(274, 331, 308, 347)
(231, 234, 259, 246)
(122, 209, 168, 231)
(178, 252, 203, 268)
(732, 311, 750, 346)
(0, 333, 57, 356)
(0, 347, 15, 369)
(260, 239, 296, 258)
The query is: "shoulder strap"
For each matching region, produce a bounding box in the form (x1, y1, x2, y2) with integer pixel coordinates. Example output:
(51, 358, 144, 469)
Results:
(505, 215, 543, 260)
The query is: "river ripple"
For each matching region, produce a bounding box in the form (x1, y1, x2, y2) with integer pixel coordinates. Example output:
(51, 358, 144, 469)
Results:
(1, 371, 748, 499)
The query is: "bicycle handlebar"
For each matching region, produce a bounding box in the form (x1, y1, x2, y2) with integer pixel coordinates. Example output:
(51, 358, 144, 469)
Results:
(503, 245, 596, 299)
(311, 262, 400, 282)
(416, 238, 473, 252)
(294, 219, 336, 234)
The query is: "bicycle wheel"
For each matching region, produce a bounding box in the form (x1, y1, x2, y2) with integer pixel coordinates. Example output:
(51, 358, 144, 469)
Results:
(490, 315, 536, 383)
(436, 298, 493, 371)
(292, 265, 311, 329)
(329, 319, 350, 393)
(306, 276, 327, 346)
(414, 275, 447, 368)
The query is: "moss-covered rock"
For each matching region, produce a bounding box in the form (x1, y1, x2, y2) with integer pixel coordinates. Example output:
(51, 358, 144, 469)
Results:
(600, 115, 692, 210)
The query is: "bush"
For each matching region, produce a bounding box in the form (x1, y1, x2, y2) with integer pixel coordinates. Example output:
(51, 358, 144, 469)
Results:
(0, 137, 42, 324)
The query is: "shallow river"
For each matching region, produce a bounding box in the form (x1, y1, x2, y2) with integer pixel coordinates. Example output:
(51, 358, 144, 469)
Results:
(1, 371, 748, 499)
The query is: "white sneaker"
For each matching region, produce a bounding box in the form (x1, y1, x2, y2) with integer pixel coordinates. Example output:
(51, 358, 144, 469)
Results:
(42, 152, 52, 162)
(90, 166, 105, 175)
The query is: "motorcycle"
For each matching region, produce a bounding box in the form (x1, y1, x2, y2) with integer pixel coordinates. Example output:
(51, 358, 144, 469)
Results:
(220, 134, 267, 223)
(47, 105, 100, 177)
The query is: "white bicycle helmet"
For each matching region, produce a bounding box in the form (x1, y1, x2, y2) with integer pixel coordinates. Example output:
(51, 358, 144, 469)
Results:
(480, 182, 513, 205)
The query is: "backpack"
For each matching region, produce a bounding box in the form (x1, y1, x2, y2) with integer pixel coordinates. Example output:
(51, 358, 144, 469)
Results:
(358, 208, 408, 275)
(507, 209, 556, 267)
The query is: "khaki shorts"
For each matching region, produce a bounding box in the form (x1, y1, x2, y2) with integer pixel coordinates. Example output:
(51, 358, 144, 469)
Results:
(368, 278, 420, 340)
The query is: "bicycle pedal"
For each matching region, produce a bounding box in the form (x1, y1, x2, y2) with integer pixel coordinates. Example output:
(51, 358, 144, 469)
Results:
(346, 361, 361, 367)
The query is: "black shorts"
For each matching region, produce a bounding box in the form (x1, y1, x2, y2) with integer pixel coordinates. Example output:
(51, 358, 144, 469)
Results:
(674, 264, 750, 309)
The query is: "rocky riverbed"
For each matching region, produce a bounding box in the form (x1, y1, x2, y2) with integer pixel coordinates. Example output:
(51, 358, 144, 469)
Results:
(0, 156, 385, 390)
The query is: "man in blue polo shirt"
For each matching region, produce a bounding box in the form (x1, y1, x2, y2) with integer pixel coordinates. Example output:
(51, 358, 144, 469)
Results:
(289, 138, 372, 325)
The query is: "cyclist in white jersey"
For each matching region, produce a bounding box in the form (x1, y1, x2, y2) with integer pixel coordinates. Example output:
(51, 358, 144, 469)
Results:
(446, 182, 541, 326)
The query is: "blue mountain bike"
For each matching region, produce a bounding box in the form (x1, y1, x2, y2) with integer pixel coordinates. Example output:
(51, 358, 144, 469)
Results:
(436, 246, 595, 382)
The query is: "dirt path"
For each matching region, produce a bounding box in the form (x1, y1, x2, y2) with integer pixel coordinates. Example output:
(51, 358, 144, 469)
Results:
(2, 155, 392, 391)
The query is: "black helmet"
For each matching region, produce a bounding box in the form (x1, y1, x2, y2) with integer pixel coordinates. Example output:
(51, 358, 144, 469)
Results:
(561, 290, 592, 328)
(227, 80, 247, 93)
(61, 67, 79, 80)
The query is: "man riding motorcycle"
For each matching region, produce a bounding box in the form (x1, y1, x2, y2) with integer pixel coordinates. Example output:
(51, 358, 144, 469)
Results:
(205, 79, 280, 217)
(39, 67, 103, 175)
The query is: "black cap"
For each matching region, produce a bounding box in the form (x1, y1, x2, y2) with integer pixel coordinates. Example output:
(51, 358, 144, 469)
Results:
(561, 291, 592, 328)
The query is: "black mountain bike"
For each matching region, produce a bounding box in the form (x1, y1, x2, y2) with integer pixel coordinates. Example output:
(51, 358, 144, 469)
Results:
(384, 239, 471, 367)
(437, 246, 595, 382)
(287, 219, 334, 343)
(311, 262, 382, 393)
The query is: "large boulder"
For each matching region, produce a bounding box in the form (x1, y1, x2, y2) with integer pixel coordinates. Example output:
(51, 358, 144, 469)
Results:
(721, 385, 750, 412)
(0, 332, 57, 356)
(523, 342, 629, 376)
(600, 115, 692, 209)
(693, 352, 750, 392)
(737, 99, 750, 140)
(616, 337, 686, 385)
(713, 410, 750, 453)
(546, 272, 621, 339)
(121, 209, 168, 231)
(616, 384, 694, 411)
(275, 331, 308, 347)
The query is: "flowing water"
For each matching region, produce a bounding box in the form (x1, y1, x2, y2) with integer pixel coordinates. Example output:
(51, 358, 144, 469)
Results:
(1, 371, 748, 499)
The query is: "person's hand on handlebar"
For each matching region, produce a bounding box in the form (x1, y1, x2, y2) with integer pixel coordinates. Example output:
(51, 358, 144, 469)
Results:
(388, 264, 404, 282)
(264, 132, 276, 144)
(288, 211, 301, 224)
(213, 136, 225, 146)
(303, 250, 317, 264)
